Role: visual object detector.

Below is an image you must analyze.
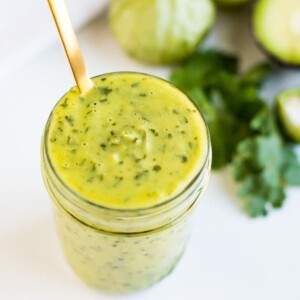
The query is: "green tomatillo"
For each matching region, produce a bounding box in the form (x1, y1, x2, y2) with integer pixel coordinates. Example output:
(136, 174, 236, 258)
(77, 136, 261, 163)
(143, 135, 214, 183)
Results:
(109, 0, 215, 64)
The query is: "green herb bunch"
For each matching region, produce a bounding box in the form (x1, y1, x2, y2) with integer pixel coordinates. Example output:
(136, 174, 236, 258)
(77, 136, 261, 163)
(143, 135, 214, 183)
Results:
(170, 50, 300, 217)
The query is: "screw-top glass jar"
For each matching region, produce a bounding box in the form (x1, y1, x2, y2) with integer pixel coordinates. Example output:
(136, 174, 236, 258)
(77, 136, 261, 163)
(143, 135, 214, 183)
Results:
(41, 72, 211, 293)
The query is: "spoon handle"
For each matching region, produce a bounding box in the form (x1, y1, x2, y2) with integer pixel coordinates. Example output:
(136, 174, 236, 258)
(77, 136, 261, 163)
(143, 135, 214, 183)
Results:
(47, 0, 93, 94)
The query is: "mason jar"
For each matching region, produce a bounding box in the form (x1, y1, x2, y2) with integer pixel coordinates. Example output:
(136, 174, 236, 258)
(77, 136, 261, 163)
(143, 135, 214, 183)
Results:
(41, 72, 211, 293)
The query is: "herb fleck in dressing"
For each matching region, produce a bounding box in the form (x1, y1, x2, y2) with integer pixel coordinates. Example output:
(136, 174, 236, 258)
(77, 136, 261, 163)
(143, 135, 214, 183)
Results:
(47, 73, 207, 209)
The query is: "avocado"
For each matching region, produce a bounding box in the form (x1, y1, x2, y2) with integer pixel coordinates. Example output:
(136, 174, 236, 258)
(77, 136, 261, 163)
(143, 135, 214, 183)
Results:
(253, 0, 300, 67)
(276, 88, 300, 143)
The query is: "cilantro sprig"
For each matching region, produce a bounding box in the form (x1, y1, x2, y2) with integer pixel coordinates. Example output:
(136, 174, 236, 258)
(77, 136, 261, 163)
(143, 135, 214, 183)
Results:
(170, 50, 300, 217)
(170, 50, 268, 169)
(233, 109, 300, 216)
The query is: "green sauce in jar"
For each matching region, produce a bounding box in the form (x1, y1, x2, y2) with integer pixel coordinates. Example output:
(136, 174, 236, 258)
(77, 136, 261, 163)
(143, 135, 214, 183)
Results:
(42, 72, 211, 292)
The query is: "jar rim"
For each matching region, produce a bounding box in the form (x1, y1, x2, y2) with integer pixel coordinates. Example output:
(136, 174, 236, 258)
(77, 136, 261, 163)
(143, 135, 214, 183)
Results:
(43, 71, 211, 215)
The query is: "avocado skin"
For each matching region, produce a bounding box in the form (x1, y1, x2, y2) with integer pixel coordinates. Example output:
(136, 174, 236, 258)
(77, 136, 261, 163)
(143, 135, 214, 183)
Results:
(253, 37, 300, 69)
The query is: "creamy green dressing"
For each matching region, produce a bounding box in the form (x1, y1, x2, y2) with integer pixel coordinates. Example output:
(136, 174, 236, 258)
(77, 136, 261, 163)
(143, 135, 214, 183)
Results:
(47, 72, 207, 209)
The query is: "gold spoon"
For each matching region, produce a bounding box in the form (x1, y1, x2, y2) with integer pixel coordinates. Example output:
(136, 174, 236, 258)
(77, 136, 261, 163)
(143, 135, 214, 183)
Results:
(47, 0, 93, 94)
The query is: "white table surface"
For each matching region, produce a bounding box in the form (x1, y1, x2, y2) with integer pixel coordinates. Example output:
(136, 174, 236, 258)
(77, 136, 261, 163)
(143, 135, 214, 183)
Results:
(1, 7, 300, 300)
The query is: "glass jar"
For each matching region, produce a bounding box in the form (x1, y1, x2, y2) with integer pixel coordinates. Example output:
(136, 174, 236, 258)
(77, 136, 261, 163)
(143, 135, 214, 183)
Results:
(41, 73, 211, 293)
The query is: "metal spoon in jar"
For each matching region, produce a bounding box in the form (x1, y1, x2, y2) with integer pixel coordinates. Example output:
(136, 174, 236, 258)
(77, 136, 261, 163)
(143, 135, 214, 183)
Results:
(47, 0, 93, 94)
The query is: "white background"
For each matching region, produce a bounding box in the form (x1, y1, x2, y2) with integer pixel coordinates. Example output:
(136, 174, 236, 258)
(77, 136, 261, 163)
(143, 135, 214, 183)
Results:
(1, 4, 300, 300)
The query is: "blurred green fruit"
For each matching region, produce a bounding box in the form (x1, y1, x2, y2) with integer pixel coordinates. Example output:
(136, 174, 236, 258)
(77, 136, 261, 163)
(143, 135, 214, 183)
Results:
(276, 88, 300, 143)
(253, 0, 300, 66)
(109, 0, 215, 64)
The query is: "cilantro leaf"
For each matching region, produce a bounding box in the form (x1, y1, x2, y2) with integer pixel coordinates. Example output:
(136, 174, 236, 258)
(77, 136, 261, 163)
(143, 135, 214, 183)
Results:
(281, 147, 300, 186)
(241, 63, 273, 88)
(233, 132, 286, 217)
(233, 110, 300, 217)
(170, 50, 266, 169)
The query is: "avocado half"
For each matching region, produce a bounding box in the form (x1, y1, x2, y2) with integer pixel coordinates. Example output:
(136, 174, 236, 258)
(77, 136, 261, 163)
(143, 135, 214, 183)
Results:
(253, 0, 300, 67)
(276, 88, 300, 143)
